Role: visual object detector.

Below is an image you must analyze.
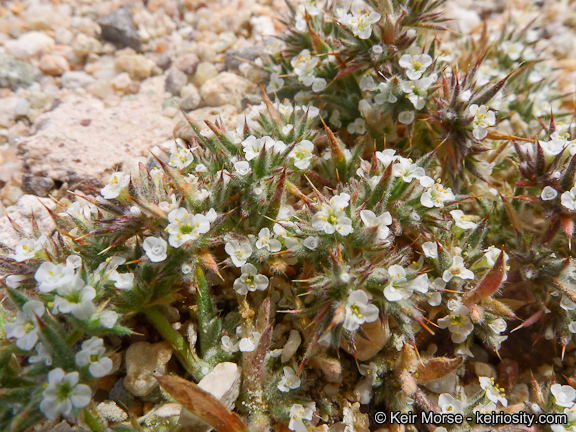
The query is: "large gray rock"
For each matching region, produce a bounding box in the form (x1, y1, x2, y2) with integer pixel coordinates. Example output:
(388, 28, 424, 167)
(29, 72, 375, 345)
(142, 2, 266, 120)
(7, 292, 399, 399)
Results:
(0, 54, 36, 90)
(19, 76, 173, 190)
(165, 69, 188, 96)
(21, 175, 55, 197)
(98, 7, 142, 51)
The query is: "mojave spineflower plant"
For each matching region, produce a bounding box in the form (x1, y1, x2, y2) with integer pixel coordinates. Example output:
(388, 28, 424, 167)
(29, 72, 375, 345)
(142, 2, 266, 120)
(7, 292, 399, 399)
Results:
(40, 368, 92, 420)
(343, 290, 379, 331)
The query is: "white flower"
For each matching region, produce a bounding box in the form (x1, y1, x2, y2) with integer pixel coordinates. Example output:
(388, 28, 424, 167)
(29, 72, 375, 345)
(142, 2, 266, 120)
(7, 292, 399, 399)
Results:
(450, 210, 477, 229)
(75, 337, 113, 378)
(53, 278, 97, 320)
(303, 236, 319, 250)
(399, 53, 433, 80)
(312, 205, 353, 236)
(488, 318, 507, 334)
(469, 104, 496, 140)
(401, 76, 435, 110)
(562, 187, 576, 211)
(101, 171, 130, 199)
(392, 158, 425, 182)
(562, 296, 576, 311)
(438, 393, 464, 414)
(11, 235, 46, 262)
(347, 118, 366, 134)
(221, 335, 239, 353)
(40, 368, 92, 420)
(166, 208, 211, 247)
(479, 376, 508, 407)
(35, 262, 76, 293)
(289, 140, 315, 170)
(233, 263, 269, 295)
(542, 186, 558, 201)
(266, 72, 284, 93)
(312, 77, 326, 92)
(420, 181, 455, 208)
(29, 343, 52, 366)
(374, 81, 397, 104)
(398, 111, 415, 124)
(384, 265, 429, 302)
(234, 161, 251, 176)
(341, 9, 381, 39)
(443, 256, 475, 282)
(422, 241, 438, 259)
(264, 37, 286, 55)
(289, 402, 315, 432)
(343, 290, 379, 331)
(255, 228, 282, 253)
(91, 310, 118, 329)
(329, 109, 342, 128)
(225, 240, 253, 267)
(438, 305, 474, 343)
(143, 237, 168, 262)
(4, 300, 45, 351)
(375, 149, 399, 167)
(239, 332, 261, 352)
(278, 366, 301, 392)
(483, 245, 509, 267)
(360, 209, 392, 241)
(291, 49, 320, 86)
(109, 272, 134, 290)
(501, 41, 525, 61)
(168, 146, 194, 170)
(551, 384, 576, 408)
(241, 136, 265, 161)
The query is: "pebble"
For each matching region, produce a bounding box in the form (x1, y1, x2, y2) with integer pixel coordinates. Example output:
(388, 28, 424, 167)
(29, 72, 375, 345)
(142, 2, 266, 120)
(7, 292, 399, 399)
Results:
(111, 72, 133, 94)
(5, 31, 55, 60)
(38, 54, 69, 76)
(61, 71, 96, 90)
(54, 27, 74, 45)
(224, 47, 261, 71)
(180, 84, 201, 110)
(179, 362, 241, 431)
(174, 52, 200, 75)
(194, 61, 218, 86)
(473, 362, 497, 379)
(0, 184, 23, 206)
(123, 341, 173, 397)
(21, 174, 55, 197)
(212, 31, 237, 54)
(0, 54, 36, 90)
(341, 319, 390, 361)
(281, 329, 302, 363)
(97, 401, 128, 422)
(72, 34, 102, 56)
(26, 4, 56, 31)
(165, 68, 188, 96)
(98, 7, 142, 51)
(115, 54, 155, 80)
(200, 72, 256, 109)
